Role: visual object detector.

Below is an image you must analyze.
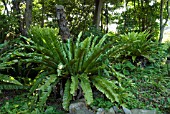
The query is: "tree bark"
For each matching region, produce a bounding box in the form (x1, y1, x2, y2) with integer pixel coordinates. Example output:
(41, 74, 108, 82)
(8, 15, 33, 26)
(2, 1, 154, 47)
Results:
(25, 0, 32, 35)
(93, 0, 104, 29)
(12, 0, 23, 34)
(159, 0, 170, 43)
(41, 0, 45, 27)
(56, 5, 70, 42)
(105, 3, 109, 33)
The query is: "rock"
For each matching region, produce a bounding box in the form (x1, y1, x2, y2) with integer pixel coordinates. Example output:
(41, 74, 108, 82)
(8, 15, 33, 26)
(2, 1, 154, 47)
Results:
(69, 101, 94, 114)
(91, 106, 98, 111)
(122, 107, 132, 114)
(96, 108, 105, 114)
(113, 106, 119, 113)
(131, 109, 157, 114)
(105, 107, 116, 114)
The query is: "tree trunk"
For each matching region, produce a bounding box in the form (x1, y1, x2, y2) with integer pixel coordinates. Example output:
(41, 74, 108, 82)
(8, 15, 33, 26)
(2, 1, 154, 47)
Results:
(56, 5, 70, 42)
(25, 0, 32, 35)
(12, 0, 23, 34)
(159, 0, 170, 43)
(41, 0, 45, 27)
(141, 0, 145, 31)
(93, 0, 104, 29)
(105, 3, 109, 33)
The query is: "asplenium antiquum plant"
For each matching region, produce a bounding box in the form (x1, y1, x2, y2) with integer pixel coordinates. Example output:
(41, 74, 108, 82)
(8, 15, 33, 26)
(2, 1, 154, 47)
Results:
(8, 27, 130, 111)
(119, 31, 159, 62)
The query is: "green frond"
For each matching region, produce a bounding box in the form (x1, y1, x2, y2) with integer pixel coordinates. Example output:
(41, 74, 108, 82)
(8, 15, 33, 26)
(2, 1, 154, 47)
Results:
(63, 43, 71, 61)
(70, 75, 79, 96)
(0, 60, 19, 70)
(0, 41, 9, 49)
(37, 74, 57, 107)
(91, 36, 99, 49)
(20, 35, 35, 44)
(53, 40, 67, 64)
(0, 74, 22, 86)
(29, 27, 67, 64)
(91, 76, 119, 103)
(65, 59, 77, 74)
(79, 74, 93, 105)
(84, 63, 106, 74)
(62, 79, 72, 111)
(76, 31, 83, 47)
(74, 36, 92, 72)
(30, 72, 49, 93)
(95, 34, 108, 48)
(82, 42, 112, 72)
(0, 84, 25, 90)
(74, 48, 86, 73)
(38, 86, 52, 107)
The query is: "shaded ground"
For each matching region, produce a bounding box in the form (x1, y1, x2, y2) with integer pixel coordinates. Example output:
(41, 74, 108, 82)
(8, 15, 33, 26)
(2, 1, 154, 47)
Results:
(0, 90, 27, 107)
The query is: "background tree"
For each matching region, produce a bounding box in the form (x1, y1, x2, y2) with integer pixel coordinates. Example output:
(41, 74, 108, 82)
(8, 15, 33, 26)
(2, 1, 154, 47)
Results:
(0, 0, 169, 40)
(25, 0, 32, 35)
(159, 0, 170, 42)
(116, 0, 160, 39)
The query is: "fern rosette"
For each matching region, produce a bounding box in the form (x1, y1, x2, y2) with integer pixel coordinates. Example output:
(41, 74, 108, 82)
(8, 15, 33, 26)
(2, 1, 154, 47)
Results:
(1, 27, 130, 111)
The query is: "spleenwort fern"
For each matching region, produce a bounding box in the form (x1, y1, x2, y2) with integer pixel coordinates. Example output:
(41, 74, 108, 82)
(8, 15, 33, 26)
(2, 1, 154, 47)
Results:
(0, 27, 131, 111)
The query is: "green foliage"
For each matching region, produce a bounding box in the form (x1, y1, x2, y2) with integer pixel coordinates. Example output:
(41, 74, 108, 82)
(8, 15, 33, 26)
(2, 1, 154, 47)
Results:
(62, 79, 72, 110)
(0, 40, 24, 90)
(113, 61, 136, 75)
(0, 36, 38, 89)
(113, 31, 159, 64)
(0, 74, 23, 89)
(164, 41, 170, 54)
(79, 74, 93, 105)
(0, 93, 65, 114)
(83, 26, 105, 40)
(116, 2, 160, 38)
(91, 97, 113, 109)
(0, 14, 19, 43)
(125, 63, 170, 113)
(1, 26, 130, 111)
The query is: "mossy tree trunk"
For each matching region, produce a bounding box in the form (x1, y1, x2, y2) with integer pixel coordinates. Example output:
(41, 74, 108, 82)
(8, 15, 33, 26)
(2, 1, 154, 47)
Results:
(56, 5, 70, 42)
